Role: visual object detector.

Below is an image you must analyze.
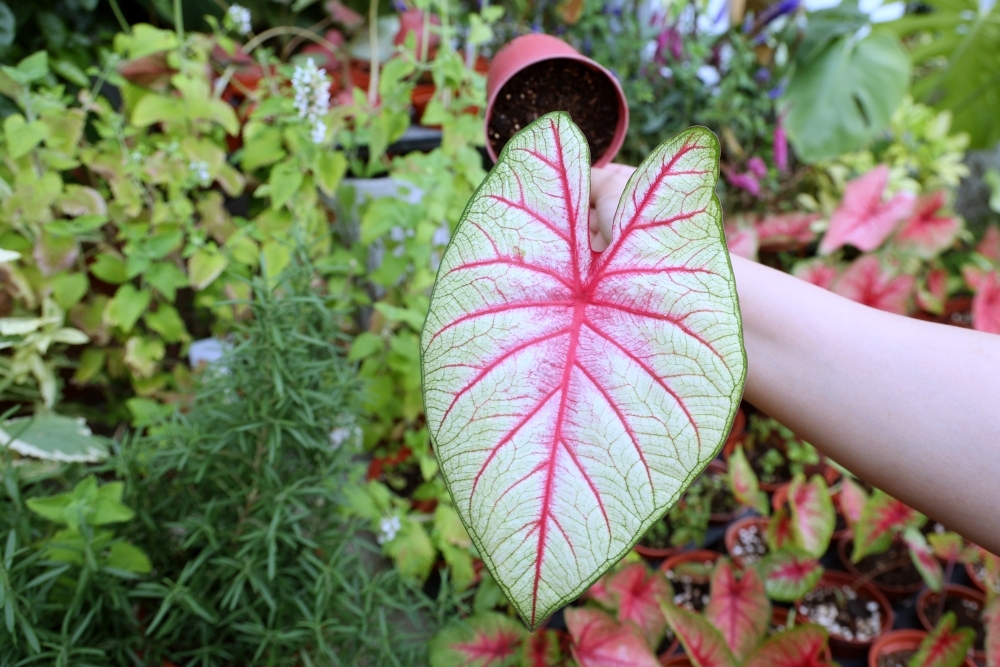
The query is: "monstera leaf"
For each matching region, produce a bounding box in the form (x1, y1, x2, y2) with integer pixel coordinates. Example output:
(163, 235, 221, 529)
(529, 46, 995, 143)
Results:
(421, 113, 745, 627)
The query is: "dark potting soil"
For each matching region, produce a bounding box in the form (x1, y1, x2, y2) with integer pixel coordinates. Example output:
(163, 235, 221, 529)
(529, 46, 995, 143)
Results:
(487, 58, 619, 165)
(877, 649, 917, 667)
(798, 583, 884, 642)
(665, 563, 713, 613)
(731, 522, 769, 565)
(925, 594, 985, 650)
(852, 541, 924, 588)
(640, 517, 674, 549)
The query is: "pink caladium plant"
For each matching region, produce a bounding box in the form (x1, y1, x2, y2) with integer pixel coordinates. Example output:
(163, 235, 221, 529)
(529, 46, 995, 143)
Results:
(852, 489, 925, 561)
(818, 164, 916, 255)
(429, 612, 527, 667)
(728, 445, 769, 516)
(838, 477, 868, 528)
(903, 526, 945, 593)
(792, 259, 840, 291)
(893, 191, 962, 259)
(704, 560, 771, 660)
(917, 268, 950, 315)
(911, 611, 977, 667)
(760, 549, 824, 602)
(979, 225, 1000, 263)
(786, 474, 835, 558)
(754, 212, 820, 252)
(604, 562, 672, 646)
(833, 255, 914, 315)
(421, 113, 746, 627)
(566, 607, 661, 667)
(971, 270, 1000, 335)
(985, 597, 1000, 667)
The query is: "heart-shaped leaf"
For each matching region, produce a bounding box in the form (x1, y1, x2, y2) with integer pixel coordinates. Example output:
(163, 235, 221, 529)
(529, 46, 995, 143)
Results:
(852, 489, 924, 561)
(903, 527, 944, 593)
(728, 445, 770, 516)
(661, 604, 740, 667)
(760, 550, 824, 602)
(705, 560, 771, 660)
(429, 612, 526, 667)
(837, 477, 868, 527)
(833, 255, 914, 315)
(422, 113, 745, 627)
(893, 191, 962, 259)
(566, 607, 661, 667)
(913, 611, 976, 667)
(605, 562, 672, 646)
(522, 629, 562, 667)
(787, 474, 835, 558)
(743, 624, 831, 667)
(819, 165, 915, 254)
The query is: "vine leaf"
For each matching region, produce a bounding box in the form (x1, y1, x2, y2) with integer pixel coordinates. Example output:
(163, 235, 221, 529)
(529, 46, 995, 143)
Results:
(566, 607, 661, 667)
(704, 560, 771, 661)
(422, 113, 745, 627)
(428, 612, 526, 667)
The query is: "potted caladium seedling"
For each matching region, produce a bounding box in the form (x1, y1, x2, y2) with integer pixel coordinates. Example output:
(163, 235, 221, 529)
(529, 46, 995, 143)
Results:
(420, 113, 746, 628)
(868, 614, 977, 667)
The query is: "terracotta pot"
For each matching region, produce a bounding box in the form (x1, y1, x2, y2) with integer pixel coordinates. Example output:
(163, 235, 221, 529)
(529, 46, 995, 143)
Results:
(705, 460, 746, 524)
(659, 654, 693, 667)
(724, 516, 770, 569)
(659, 549, 721, 576)
(868, 629, 977, 667)
(915, 584, 986, 664)
(798, 570, 895, 658)
(837, 536, 925, 600)
(964, 547, 1000, 596)
(634, 542, 681, 560)
(366, 446, 412, 480)
(771, 608, 833, 663)
(483, 33, 628, 167)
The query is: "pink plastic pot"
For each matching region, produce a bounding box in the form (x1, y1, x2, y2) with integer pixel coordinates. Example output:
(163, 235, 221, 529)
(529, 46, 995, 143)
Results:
(484, 33, 629, 167)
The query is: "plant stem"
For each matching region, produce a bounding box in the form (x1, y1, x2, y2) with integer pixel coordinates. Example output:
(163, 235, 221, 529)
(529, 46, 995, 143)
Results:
(173, 0, 185, 44)
(108, 0, 130, 33)
(368, 0, 380, 108)
(934, 558, 956, 621)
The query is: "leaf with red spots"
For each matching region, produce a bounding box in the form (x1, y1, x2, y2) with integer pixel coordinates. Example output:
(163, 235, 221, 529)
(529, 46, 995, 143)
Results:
(833, 255, 915, 315)
(743, 624, 831, 667)
(984, 597, 1000, 667)
(819, 165, 916, 254)
(605, 562, 672, 646)
(566, 607, 661, 667)
(904, 527, 944, 593)
(429, 612, 527, 667)
(704, 559, 771, 660)
(728, 445, 769, 516)
(893, 191, 962, 259)
(787, 474, 835, 558)
(912, 611, 976, 667)
(760, 549, 824, 602)
(852, 489, 925, 561)
(421, 113, 746, 628)
(661, 604, 740, 667)
(838, 477, 868, 528)
(521, 629, 562, 667)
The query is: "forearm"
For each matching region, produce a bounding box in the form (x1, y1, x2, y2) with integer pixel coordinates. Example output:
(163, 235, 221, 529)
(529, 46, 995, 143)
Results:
(731, 256, 1000, 554)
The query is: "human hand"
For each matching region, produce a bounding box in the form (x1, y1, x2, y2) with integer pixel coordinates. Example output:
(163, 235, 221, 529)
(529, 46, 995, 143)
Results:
(589, 163, 636, 251)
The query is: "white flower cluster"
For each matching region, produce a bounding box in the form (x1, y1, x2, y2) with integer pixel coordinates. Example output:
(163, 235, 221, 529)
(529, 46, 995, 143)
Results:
(292, 58, 331, 145)
(376, 515, 402, 545)
(189, 161, 211, 186)
(226, 4, 252, 36)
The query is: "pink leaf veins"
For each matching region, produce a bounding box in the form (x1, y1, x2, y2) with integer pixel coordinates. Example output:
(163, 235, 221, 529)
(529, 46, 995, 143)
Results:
(606, 562, 672, 646)
(429, 612, 526, 667)
(566, 607, 661, 667)
(421, 114, 746, 628)
(819, 165, 916, 254)
(893, 191, 961, 259)
(833, 255, 914, 315)
(972, 270, 1000, 335)
(705, 559, 771, 660)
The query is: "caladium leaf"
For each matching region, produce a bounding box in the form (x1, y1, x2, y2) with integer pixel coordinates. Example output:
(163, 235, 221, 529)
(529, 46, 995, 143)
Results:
(661, 604, 740, 667)
(724, 222, 759, 260)
(522, 629, 562, 667)
(606, 562, 672, 646)
(728, 445, 769, 516)
(754, 212, 820, 251)
(917, 268, 949, 315)
(705, 559, 771, 660)
(566, 607, 660, 667)
(743, 624, 830, 667)
(912, 611, 976, 667)
(768, 509, 796, 552)
(903, 526, 944, 593)
(429, 612, 527, 667)
(792, 259, 840, 291)
(972, 270, 1000, 335)
(928, 532, 966, 563)
(760, 550, 824, 602)
(818, 165, 916, 254)
(979, 225, 1000, 263)
(833, 255, 915, 315)
(787, 474, 835, 558)
(852, 489, 924, 561)
(421, 114, 746, 627)
(894, 192, 961, 259)
(838, 477, 868, 528)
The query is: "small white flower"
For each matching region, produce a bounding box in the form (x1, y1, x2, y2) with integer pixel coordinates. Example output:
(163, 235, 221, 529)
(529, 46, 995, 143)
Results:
(718, 43, 735, 70)
(659, 66, 674, 79)
(189, 161, 211, 186)
(310, 119, 326, 145)
(641, 39, 658, 64)
(292, 58, 331, 124)
(802, 0, 842, 10)
(377, 515, 402, 545)
(696, 65, 721, 87)
(226, 4, 252, 36)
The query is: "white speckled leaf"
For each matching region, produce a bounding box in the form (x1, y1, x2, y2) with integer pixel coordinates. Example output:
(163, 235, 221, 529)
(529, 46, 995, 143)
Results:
(421, 112, 745, 628)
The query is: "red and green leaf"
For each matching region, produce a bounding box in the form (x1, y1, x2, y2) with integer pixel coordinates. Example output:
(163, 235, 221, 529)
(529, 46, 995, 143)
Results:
(787, 474, 835, 557)
(606, 562, 672, 646)
(768, 508, 797, 552)
(421, 113, 746, 627)
(852, 489, 924, 561)
(760, 550, 824, 602)
(705, 559, 771, 660)
(586, 571, 616, 609)
(566, 607, 660, 667)
(984, 597, 1000, 667)
(838, 477, 868, 528)
(661, 604, 740, 667)
(911, 611, 976, 667)
(743, 624, 830, 667)
(927, 532, 965, 563)
(429, 612, 527, 667)
(904, 527, 944, 593)
(729, 445, 770, 516)
(521, 629, 562, 667)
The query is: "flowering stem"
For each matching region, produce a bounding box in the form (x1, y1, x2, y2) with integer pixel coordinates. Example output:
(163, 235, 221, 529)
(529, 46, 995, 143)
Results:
(173, 0, 185, 44)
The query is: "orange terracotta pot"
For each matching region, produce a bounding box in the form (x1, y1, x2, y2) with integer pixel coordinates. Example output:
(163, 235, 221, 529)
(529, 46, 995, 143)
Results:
(915, 584, 986, 664)
(724, 516, 770, 569)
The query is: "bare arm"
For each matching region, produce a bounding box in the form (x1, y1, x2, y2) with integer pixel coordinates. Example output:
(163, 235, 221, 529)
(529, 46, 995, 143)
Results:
(591, 165, 1000, 554)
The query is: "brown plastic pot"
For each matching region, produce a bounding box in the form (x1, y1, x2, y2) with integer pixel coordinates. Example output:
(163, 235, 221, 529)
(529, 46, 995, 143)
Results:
(837, 536, 925, 600)
(799, 570, 895, 658)
(483, 33, 628, 167)
(915, 584, 986, 664)
(724, 516, 770, 569)
(771, 608, 833, 663)
(868, 629, 977, 667)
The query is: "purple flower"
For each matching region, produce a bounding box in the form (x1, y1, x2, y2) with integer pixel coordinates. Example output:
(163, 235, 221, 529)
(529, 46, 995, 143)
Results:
(755, 67, 771, 83)
(726, 171, 761, 197)
(747, 156, 768, 179)
(774, 123, 789, 172)
(657, 26, 684, 61)
(768, 81, 787, 99)
(758, 0, 801, 25)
